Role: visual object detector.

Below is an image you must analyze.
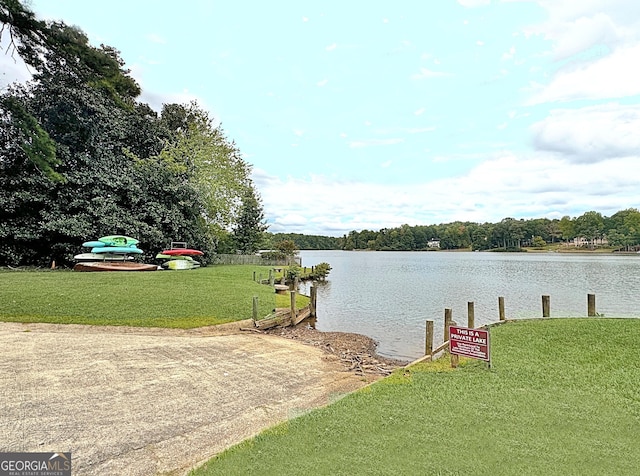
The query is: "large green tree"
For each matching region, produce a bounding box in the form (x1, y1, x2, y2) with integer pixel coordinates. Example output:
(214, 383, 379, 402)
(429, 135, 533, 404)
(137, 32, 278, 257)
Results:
(574, 211, 604, 249)
(157, 102, 255, 242)
(232, 187, 268, 254)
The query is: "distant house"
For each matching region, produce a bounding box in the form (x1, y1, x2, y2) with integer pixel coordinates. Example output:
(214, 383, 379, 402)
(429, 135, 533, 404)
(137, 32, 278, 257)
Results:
(569, 237, 608, 247)
(427, 239, 441, 249)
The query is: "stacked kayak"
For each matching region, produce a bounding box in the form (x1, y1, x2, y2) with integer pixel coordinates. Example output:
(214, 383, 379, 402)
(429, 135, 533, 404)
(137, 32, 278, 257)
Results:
(156, 248, 203, 270)
(73, 236, 157, 272)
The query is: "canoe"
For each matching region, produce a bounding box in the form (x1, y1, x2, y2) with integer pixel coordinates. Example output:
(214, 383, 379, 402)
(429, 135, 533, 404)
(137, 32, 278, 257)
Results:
(91, 246, 143, 254)
(82, 241, 106, 248)
(162, 259, 200, 270)
(74, 253, 134, 261)
(160, 249, 204, 256)
(73, 262, 158, 272)
(155, 253, 194, 261)
(98, 235, 139, 246)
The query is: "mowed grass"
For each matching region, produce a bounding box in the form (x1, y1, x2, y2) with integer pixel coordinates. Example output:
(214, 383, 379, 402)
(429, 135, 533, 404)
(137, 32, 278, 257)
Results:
(0, 266, 280, 327)
(192, 318, 640, 476)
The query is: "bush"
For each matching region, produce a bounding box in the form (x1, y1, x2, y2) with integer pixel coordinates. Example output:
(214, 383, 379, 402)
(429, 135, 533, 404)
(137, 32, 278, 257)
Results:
(311, 262, 332, 281)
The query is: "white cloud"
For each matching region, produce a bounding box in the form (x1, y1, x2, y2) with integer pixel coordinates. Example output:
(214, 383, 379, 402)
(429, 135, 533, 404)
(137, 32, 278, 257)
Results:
(529, 43, 640, 103)
(293, 129, 304, 137)
(316, 79, 328, 87)
(139, 88, 204, 112)
(414, 107, 425, 116)
(254, 152, 640, 236)
(531, 103, 640, 163)
(476, 40, 485, 46)
(529, 1, 640, 59)
(276, 214, 308, 226)
(325, 43, 337, 51)
(349, 138, 404, 148)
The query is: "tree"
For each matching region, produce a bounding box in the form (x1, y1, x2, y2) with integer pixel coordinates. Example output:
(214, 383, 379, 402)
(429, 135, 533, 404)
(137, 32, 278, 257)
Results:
(158, 102, 254, 242)
(606, 208, 640, 251)
(232, 187, 268, 254)
(574, 211, 604, 248)
(492, 218, 524, 249)
(275, 239, 299, 264)
(558, 216, 575, 243)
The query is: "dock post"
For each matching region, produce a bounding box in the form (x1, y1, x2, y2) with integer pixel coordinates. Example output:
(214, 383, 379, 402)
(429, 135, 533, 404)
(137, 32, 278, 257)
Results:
(252, 296, 258, 321)
(498, 297, 505, 321)
(444, 308, 453, 341)
(425, 320, 434, 358)
(467, 301, 475, 328)
(588, 294, 596, 316)
(290, 291, 297, 321)
(542, 295, 550, 317)
(310, 286, 317, 317)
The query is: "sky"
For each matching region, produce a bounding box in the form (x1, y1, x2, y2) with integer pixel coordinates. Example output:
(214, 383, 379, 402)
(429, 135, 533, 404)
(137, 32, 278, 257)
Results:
(2, 0, 640, 236)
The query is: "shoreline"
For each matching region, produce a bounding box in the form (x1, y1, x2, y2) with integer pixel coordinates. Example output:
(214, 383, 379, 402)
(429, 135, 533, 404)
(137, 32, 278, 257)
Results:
(264, 325, 409, 375)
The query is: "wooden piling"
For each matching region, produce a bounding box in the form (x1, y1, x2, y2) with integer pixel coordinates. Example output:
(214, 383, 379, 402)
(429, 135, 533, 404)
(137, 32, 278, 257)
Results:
(588, 294, 596, 317)
(290, 291, 297, 320)
(467, 301, 475, 329)
(450, 319, 459, 368)
(310, 286, 317, 317)
(252, 296, 258, 321)
(498, 297, 505, 321)
(425, 320, 434, 358)
(444, 308, 452, 341)
(542, 295, 550, 317)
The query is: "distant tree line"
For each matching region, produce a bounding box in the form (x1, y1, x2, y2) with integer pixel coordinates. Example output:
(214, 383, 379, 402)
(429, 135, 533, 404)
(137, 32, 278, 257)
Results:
(264, 233, 341, 250)
(1, 1, 266, 266)
(340, 209, 640, 252)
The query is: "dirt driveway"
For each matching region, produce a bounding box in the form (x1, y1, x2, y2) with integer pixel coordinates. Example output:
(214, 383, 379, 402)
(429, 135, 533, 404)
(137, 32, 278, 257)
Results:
(0, 321, 370, 475)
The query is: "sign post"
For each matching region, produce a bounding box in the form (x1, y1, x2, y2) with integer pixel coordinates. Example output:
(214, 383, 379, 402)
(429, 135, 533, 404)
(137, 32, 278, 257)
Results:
(449, 325, 491, 368)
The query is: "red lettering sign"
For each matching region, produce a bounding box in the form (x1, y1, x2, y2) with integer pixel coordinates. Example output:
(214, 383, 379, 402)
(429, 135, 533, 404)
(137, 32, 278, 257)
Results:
(449, 326, 490, 362)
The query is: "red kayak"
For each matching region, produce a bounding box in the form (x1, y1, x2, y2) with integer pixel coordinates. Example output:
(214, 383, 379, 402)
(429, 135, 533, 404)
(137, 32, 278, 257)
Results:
(73, 262, 158, 272)
(161, 249, 204, 256)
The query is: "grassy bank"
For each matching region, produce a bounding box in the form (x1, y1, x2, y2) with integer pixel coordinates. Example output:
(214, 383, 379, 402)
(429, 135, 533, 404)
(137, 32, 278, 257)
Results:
(0, 265, 285, 327)
(192, 318, 640, 475)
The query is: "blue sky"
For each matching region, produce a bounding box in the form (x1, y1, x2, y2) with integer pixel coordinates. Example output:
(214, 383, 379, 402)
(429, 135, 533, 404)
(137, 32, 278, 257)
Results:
(3, 0, 640, 236)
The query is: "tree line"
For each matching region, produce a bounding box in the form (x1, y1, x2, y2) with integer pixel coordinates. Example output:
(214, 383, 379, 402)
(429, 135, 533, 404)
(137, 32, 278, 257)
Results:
(339, 209, 640, 251)
(260, 209, 640, 252)
(0, 1, 267, 266)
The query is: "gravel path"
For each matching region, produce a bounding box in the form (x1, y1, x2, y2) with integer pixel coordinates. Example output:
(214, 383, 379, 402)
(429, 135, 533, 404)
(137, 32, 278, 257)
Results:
(0, 321, 373, 475)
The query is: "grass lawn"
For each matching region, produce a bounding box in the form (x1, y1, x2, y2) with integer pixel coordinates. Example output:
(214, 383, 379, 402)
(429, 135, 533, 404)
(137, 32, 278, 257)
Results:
(192, 318, 640, 476)
(0, 265, 287, 327)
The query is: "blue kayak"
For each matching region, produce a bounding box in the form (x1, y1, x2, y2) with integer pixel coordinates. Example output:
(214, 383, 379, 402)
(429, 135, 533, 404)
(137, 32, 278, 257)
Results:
(83, 241, 106, 248)
(98, 235, 140, 246)
(92, 246, 143, 254)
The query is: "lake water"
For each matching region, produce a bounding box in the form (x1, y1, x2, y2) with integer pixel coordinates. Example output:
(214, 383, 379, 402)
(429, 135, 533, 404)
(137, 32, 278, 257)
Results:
(298, 250, 640, 361)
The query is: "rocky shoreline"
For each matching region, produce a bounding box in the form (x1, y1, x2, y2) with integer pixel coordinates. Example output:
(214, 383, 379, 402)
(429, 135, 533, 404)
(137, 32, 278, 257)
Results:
(265, 325, 409, 376)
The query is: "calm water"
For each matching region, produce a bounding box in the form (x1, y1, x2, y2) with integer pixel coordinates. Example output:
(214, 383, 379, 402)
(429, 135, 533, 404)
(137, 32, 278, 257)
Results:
(299, 250, 640, 361)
